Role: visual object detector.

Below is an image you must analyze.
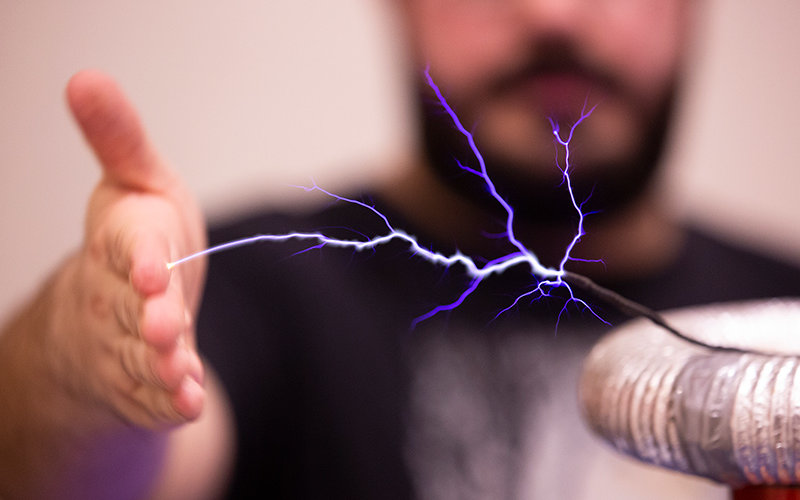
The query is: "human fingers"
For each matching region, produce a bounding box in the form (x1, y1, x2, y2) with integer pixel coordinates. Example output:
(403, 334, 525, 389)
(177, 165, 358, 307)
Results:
(79, 217, 203, 411)
(114, 342, 205, 425)
(103, 274, 205, 425)
(129, 226, 172, 297)
(85, 196, 175, 297)
(141, 279, 187, 353)
(138, 277, 204, 395)
(110, 215, 206, 413)
(116, 332, 204, 394)
(115, 263, 196, 371)
(66, 69, 174, 193)
(106, 370, 205, 428)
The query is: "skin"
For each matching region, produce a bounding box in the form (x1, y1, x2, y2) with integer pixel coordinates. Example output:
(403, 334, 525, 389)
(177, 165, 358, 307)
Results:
(0, 72, 232, 499)
(0, 1, 694, 497)
(385, 0, 694, 276)
(401, 0, 692, 180)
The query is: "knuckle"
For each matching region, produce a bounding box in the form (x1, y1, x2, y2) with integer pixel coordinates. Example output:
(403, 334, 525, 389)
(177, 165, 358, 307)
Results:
(141, 387, 185, 426)
(108, 227, 132, 275)
(118, 336, 162, 387)
(114, 288, 141, 337)
(107, 368, 194, 428)
(89, 292, 112, 321)
(111, 388, 179, 429)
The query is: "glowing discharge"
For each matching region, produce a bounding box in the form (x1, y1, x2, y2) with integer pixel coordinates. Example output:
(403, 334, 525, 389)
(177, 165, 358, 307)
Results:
(169, 68, 606, 328)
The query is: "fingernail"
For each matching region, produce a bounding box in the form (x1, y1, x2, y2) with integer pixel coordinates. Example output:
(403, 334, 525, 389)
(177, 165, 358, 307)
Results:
(184, 307, 193, 328)
(188, 352, 204, 385)
(176, 375, 205, 420)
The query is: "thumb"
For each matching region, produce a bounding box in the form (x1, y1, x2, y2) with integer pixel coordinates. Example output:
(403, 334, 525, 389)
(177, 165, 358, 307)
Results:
(66, 69, 173, 192)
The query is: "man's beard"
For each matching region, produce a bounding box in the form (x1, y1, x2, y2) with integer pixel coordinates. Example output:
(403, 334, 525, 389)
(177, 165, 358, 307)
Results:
(418, 46, 679, 229)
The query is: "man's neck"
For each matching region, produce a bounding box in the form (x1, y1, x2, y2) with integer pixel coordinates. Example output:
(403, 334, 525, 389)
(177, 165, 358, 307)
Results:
(378, 160, 684, 283)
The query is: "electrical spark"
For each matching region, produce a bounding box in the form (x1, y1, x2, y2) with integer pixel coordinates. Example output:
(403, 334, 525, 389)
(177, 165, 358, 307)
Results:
(169, 67, 606, 328)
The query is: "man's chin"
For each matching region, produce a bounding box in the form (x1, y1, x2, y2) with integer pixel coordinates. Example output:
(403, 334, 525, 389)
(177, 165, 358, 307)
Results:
(489, 159, 659, 225)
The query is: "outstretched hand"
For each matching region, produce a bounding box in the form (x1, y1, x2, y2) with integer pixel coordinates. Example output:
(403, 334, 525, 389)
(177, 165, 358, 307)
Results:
(59, 70, 208, 428)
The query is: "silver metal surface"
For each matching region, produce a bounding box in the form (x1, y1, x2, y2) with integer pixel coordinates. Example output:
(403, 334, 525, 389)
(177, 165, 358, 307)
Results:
(580, 299, 800, 486)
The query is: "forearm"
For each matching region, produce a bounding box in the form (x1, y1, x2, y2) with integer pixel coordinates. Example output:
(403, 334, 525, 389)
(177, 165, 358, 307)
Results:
(0, 262, 168, 500)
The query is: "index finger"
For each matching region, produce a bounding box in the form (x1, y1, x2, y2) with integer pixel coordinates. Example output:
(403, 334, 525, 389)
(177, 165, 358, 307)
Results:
(129, 230, 172, 297)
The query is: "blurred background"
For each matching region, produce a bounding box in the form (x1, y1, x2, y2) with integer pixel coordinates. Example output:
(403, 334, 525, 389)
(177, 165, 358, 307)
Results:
(1, 0, 799, 321)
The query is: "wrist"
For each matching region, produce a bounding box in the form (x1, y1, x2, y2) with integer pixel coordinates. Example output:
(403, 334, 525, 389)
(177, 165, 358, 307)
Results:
(0, 257, 171, 498)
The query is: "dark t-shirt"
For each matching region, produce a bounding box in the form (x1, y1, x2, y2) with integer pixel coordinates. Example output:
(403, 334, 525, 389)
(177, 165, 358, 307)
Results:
(197, 199, 800, 498)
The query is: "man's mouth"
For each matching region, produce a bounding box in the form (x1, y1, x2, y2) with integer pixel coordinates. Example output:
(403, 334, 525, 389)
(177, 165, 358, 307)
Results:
(507, 71, 606, 115)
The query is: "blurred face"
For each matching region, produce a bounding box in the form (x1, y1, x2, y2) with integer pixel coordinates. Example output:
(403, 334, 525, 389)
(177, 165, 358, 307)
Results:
(400, 0, 694, 217)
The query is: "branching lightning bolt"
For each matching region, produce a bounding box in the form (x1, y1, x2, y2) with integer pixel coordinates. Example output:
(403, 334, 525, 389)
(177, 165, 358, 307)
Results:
(169, 68, 610, 329)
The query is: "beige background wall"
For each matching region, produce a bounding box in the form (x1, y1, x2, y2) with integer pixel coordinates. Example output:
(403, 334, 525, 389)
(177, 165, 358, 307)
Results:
(1, 0, 799, 321)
